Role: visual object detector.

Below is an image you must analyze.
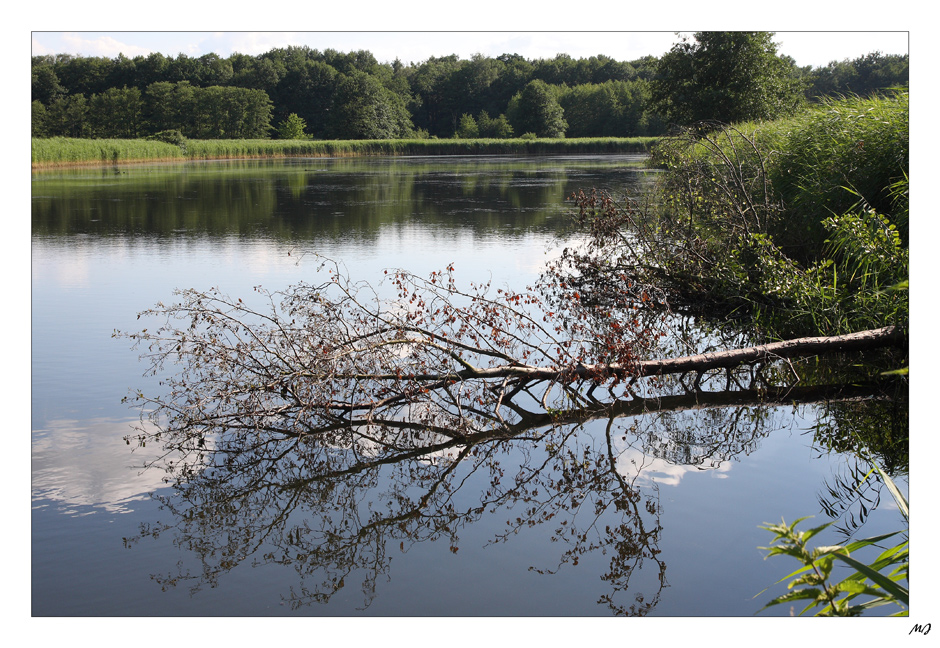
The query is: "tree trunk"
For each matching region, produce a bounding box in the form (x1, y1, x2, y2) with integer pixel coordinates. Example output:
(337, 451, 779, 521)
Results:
(429, 325, 905, 383)
(621, 325, 905, 379)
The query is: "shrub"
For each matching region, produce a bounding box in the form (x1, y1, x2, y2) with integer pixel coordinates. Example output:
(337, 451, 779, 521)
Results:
(147, 129, 187, 149)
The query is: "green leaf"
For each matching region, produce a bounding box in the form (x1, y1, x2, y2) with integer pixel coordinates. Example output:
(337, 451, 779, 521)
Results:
(869, 461, 909, 521)
(758, 587, 824, 614)
(841, 530, 903, 554)
(802, 521, 834, 543)
(831, 553, 909, 606)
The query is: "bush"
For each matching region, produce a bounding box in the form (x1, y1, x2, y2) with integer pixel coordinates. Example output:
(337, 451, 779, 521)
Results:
(276, 113, 307, 140)
(767, 91, 909, 254)
(636, 92, 908, 337)
(147, 129, 187, 149)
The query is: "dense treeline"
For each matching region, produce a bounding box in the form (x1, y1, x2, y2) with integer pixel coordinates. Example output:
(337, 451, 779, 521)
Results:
(31, 41, 908, 141)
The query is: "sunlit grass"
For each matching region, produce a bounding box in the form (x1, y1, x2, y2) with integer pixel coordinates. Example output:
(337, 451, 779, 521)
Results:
(31, 137, 185, 167)
(33, 136, 659, 168)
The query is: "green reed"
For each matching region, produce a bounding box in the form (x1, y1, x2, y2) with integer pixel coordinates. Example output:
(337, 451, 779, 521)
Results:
(33, 136, 658, 167)
(31, 137, 185, 167)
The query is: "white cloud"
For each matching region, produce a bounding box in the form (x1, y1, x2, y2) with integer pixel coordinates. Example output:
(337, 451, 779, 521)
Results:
(614, 444, 732, 487)
(58, 32, 153, 58)
(31, 417, 173, 514)
(224, 31, 308, 56)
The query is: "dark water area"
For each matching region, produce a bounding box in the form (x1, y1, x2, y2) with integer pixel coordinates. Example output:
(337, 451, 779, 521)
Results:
(31, 155, 908, 618)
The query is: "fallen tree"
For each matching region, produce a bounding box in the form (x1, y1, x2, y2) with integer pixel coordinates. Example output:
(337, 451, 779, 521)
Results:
(118, 258, 905, 464)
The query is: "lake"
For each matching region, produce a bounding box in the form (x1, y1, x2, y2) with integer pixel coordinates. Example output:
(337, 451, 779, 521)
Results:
(31, 155, 906, 617)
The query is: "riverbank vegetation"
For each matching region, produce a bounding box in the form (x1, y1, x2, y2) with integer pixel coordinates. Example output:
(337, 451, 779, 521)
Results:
(31, 135, 658, 168)
(31, 136, 186, 166)
(564, 90, 908, 342)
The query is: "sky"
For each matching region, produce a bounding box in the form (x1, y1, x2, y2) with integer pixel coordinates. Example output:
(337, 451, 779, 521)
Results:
(30, 30, 910, 69)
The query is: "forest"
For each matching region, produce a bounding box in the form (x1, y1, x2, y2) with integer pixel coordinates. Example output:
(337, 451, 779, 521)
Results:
(31, 36, 908, 141)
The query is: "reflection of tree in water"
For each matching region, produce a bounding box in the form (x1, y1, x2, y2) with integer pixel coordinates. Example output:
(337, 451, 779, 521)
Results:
(130, 409, 668, 613)
(126, 381, 894, 614)
(811, 393, 909, 539)
(120, 258, 905, 614)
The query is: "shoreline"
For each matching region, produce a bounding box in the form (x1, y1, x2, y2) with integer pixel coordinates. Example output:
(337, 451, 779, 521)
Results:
(31, 137, 658, 171)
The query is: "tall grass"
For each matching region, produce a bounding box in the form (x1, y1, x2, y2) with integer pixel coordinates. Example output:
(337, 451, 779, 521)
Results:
(768, 92, 909, 244)
(179, 136, 658, 159)
(669, 91, 909, 257)
(31, 137, 185, 167)
(642, 91, 908, 338)
(33, 136, 658, 168)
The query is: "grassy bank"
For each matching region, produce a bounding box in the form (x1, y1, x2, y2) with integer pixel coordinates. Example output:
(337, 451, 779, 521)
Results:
(31, 137, 185, 167)
(645, 91, 908, 338)
(32, 136, 658, 168)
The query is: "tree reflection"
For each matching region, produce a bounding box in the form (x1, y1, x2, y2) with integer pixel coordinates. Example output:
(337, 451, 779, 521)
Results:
(118, 253, 904, 614)
(125, 380, 890, 614)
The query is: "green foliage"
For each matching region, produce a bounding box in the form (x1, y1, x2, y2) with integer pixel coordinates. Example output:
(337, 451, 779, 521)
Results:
(276, 113, 307, 140)
(31, 45, 905, 144)
(31, 137, 184, 166)
(44, 93, 90, 138)
(766, 91, 909, 252)
(32, 100, 49, 137)
(454, 113, 479, 139)
(476, 111, 513, 138)
(558, 80, 653, 137)
(189, 86, 274, 139)
(146, 129, 187, 149)
(723, 210, 908, 337)
(327, 70, 415, 139)
(757, 517, 908, 616)
(651, 31, 804, 125)
(805, 52, 909, 101)
(88, 86, 143, 138)
(758, 457, 908, 617)
(644, 92, 908, 338)
(507, 79, 568, 138)
(32, 136, 656, 167)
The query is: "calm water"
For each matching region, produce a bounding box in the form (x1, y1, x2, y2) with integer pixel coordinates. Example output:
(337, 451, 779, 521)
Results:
(31, 155, 905, 616)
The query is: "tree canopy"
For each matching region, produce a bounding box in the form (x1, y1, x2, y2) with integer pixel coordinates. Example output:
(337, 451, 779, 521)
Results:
(31, 38, 906, 141)
(507, 79, 568, 138)
(650, 31, 805, 126)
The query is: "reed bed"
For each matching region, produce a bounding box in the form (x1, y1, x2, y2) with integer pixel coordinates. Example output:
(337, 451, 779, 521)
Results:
(33, 136, 658, 168)
(181, 137, 659, 159)
(31, 137, 185, 168)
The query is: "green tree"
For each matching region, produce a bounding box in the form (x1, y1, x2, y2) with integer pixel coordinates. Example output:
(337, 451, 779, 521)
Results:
(54, 55, 113, 97)
(270, 60, 337, 137)
(507, 79, 567, 138)
(277, 113, 307, 139)
(88, 86, 143, 138)
(477, 111, 514, 138)
(327, 70, 414, 139)
(408, 55, 463, 137)
(31, 63, 65, 104)
(144, 81, 184, 133)
(32, 100, 49, 137)
(651, 31, 804, 125)
(454, 113, 479, 138)
(45, 93, 90, 137)
(806, 52, 908, 100)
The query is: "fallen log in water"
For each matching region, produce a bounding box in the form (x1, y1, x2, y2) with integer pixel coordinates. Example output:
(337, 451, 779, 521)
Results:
(396, 325, 906, 384)
(621, 325, 906, 379)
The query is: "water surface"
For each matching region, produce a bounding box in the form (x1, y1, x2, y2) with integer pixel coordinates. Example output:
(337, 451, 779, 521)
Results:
(31, 155, 905, 616)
